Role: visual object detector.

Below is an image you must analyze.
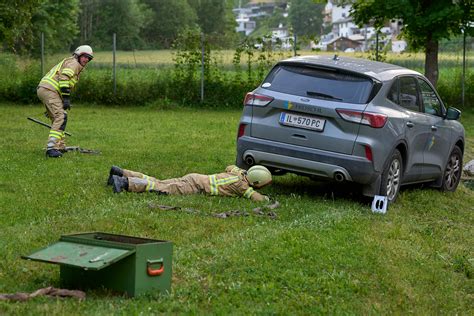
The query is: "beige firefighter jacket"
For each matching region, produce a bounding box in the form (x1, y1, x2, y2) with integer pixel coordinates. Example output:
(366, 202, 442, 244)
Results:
(125, 165, 268, 202)
(38, 56, 84, 97)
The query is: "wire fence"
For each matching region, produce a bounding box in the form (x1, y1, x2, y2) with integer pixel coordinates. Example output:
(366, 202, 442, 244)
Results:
(3, 32, 473, 108)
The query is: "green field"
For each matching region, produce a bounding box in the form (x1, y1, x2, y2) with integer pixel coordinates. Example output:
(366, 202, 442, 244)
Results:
(19, 50, 474, 69)
(0, 103, 473, 314)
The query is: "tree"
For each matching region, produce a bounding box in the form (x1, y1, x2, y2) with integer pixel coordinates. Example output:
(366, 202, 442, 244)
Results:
(349, 0, 473, 87)
(33, 0, 80, 52)
(289, 0, 325, 38)
(0, 0, 38, 53)
(0, 0, 79, 54)
(141, 0, 197, 48)
(260, 7, 287, 30)
(187, 0, 238, 47)
(78, 0, 152, 50)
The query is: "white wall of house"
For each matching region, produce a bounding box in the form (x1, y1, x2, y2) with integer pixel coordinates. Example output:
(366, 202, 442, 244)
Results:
(331, 4, 351, 22)
(392, 40, 408, 53)
(234, 7, 256, 36)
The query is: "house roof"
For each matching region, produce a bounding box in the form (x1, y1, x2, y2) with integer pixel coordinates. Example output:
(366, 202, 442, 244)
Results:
(348, 34, 365, 41)
(332, 17, 353, 24)
(326, 36, 361, 45)
(248, 0, 279, 4)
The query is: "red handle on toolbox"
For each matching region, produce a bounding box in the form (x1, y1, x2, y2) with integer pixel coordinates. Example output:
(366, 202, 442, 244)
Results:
(147, 258, 164, 276)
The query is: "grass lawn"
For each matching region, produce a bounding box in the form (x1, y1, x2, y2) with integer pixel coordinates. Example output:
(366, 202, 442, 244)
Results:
(0, 103, 473, 315)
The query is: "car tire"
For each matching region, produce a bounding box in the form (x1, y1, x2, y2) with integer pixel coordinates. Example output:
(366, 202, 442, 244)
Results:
(379, 149, 403, 203)
(440, 145, 462, 192)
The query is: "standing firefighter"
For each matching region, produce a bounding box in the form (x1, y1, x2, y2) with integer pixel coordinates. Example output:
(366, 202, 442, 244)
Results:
(107, 165, 272, 202)
(37, 45, 93, 158)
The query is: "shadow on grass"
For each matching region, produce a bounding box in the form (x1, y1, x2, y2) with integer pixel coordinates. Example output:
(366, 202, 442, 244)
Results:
(271, 175, 371, 205)
(462, 179, 474, 190)
(271, 175, 469, 206)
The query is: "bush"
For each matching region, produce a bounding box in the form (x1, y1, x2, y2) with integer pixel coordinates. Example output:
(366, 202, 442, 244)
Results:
(0, 51, 470, 109)
(436, 69, 473, 108)
(0, 54, 41, 103)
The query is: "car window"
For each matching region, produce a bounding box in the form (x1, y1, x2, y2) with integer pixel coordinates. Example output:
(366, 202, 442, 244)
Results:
(262, 65, 374, 104)
(387, 79, 399, 104)
(417, 78, 443, 116)
(399, 77, 421, 112)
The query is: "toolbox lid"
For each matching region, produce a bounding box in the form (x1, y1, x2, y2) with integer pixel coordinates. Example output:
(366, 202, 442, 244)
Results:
(22, 241, 136, 271)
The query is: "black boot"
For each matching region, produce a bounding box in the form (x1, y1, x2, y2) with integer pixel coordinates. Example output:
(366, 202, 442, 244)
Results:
(107, 166, 124, 185)
(46, 149, 63, 158)
(112, 175, 129, 193)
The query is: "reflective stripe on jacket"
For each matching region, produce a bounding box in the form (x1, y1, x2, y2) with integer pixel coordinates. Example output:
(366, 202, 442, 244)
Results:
(209, 175, 240, 195)
(38, 56, 83, 96)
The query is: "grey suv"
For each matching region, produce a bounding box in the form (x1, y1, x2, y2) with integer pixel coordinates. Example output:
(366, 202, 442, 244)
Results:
(236, 55, 464, 202)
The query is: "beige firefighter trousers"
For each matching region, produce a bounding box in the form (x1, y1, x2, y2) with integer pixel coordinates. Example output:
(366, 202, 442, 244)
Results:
(37, 87, 67, 150)
(124, 170, 207, 195)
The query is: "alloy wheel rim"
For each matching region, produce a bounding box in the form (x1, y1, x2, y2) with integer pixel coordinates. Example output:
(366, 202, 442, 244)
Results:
(445, 154, 460, 190)
(386, 159, 400, 200)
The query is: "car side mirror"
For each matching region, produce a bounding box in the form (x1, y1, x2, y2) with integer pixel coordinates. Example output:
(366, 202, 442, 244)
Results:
(445, 107, 461, 120)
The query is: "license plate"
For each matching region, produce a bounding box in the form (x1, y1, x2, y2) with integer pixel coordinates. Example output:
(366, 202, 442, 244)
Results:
(279, 112, 326, 131)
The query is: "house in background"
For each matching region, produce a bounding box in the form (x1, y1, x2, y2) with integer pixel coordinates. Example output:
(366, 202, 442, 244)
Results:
(235, 10, 256, 36)
(233, 1, 289, 37)
(392, 40, 408, 53)
(326, 36, 361, 52)
(233, 0, 407, 53)
(272, 23, 292, 49)
(316, 0, 407, 53)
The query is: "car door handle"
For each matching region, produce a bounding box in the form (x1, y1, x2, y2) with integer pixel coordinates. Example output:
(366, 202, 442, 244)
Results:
(406, 122, 414, 128)
(431, 125, 438, 131)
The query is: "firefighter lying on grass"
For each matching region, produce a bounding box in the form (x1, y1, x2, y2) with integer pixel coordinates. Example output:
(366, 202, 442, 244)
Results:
(108, 165, 272, 202)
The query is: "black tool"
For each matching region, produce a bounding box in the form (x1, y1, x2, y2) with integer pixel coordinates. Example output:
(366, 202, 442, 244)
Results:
(27, 117, 73, 136)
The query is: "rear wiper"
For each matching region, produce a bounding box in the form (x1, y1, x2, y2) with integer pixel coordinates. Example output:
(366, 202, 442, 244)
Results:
(306, 91, 342, 101)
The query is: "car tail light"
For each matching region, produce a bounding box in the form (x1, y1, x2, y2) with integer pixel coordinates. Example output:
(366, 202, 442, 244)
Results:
(237, 123, 247, 138)
(336, 109, 387, 128)
(244, 92, 273, 107)
(364, 145, 373, 162)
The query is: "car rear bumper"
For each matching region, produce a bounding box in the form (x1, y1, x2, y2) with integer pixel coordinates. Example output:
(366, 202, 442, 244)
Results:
(237, 136, 379, 184)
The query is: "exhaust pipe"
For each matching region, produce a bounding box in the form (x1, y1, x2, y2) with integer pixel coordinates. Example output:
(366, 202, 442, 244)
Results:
(244, 155, 255, 166)
(334, 171, 345, 182)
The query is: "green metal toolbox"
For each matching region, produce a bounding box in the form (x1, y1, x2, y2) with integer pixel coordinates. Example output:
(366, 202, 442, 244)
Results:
(22, 232, 172, 297)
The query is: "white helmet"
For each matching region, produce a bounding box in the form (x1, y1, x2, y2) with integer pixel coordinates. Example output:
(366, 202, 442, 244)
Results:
(74, 45, 94, 60)
(246, 165, 272, 188)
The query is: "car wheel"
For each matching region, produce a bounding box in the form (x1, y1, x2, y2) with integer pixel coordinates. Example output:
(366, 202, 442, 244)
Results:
(380, 149, 402, 203)
(441, 145, 462, 192)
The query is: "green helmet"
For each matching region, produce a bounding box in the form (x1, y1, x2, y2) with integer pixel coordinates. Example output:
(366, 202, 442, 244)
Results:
(247, 165, 272, 188)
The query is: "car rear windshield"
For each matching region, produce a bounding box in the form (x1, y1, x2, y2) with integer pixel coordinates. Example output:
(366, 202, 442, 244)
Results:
(262, 65, 374, 104)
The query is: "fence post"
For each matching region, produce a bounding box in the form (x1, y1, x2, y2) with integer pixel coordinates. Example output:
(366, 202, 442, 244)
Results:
(201, 33, 205, 103)
(462, 29, 466, 107)
(293, 34, 297, 56)
(41, 32, 45, 75)
(113, 33, 116, 96)
(375, 32, 379, 61)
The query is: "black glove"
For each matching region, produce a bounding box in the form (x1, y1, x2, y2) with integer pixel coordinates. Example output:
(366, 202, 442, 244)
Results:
(63, 97, 71, 110)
